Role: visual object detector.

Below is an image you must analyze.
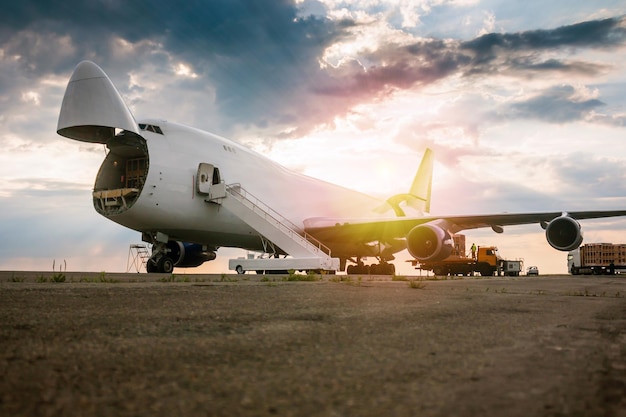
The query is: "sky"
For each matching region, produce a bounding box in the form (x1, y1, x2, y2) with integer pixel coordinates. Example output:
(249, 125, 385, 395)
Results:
(1, 0, 626, 275)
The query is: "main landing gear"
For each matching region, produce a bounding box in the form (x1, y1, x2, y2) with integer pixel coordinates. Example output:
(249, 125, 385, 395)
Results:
(346, 259, 396, 275)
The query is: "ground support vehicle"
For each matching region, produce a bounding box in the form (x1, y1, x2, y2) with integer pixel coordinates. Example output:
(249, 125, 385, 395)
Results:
(412, 237, 522, 276)
(568, 243, 626, 275)
(501, 259, 523, 276)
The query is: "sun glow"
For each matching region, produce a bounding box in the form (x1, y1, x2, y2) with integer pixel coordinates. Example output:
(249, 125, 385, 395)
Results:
(174, 63, 198, 79)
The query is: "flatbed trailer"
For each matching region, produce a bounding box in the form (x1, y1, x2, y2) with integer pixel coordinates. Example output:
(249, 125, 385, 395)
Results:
(419, 255, 497, 276)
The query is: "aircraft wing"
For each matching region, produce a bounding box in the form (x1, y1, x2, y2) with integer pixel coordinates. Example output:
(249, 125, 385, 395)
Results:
(304, 210, 626, 243)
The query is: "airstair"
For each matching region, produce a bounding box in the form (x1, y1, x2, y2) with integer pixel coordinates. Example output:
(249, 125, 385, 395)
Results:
(127, 244, 151, 272)
(204, 181, 340, 273)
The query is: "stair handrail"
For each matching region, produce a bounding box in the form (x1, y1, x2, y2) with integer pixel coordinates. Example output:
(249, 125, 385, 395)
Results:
(225, 183, 332, 257)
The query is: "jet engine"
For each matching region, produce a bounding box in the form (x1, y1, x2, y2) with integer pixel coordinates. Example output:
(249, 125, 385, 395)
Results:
(545, 215, 583, 251)
(165, 241, 217, 268)
(406, 223, 454, 262)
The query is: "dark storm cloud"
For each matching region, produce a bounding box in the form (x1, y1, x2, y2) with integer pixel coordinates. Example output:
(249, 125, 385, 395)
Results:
(2, 2, 625, 134)
(309, 17, 626, 127)
(2, 0, 348, 76)
(453, 17, 626, 80)
(1, 0, 354, 133)
(314, 39, 469, 97)
(461, 17, 626, 66)
(513, 58, 606, 75)
(508, 85, 605, 123)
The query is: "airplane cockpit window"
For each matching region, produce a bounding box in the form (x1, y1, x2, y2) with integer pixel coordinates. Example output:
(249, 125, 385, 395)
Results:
(138, 124, 163, 135)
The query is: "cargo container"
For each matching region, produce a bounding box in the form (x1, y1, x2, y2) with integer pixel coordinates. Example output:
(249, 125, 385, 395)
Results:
(567, 243, 626, 274)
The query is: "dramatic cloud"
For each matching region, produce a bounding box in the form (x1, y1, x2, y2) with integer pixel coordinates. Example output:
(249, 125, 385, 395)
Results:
(507, 85, 606, 123)
(2, 1, 626, 273)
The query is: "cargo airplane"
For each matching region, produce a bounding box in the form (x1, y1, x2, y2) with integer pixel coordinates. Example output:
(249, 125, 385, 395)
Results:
(57, 61, 626, 273)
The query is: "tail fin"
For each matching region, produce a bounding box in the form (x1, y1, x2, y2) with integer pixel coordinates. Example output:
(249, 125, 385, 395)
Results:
(407, 147, 433, 213)
(374, 148, 433, 216)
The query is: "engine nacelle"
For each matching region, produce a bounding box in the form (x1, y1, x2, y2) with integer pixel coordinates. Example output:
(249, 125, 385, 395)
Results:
(406, 223, 454, 262)
(545, 215, 583, 251)
(166, 241, 217, 268)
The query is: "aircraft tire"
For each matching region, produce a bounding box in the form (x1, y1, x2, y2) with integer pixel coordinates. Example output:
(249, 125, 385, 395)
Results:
(160, 257, 174, 274)
(146, 260, 158, 273)
(479, 267, 494, 276)
(235, 265, 244, 274)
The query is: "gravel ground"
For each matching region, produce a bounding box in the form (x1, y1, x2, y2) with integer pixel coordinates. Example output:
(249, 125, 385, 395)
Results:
(0, 273, 624, 417)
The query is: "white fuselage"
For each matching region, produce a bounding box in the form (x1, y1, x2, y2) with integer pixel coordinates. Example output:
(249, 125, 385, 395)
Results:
(107, 119, 386, 252)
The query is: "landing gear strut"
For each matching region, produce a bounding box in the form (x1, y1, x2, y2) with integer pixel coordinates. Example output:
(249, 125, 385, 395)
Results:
(146, 240, 175, 273)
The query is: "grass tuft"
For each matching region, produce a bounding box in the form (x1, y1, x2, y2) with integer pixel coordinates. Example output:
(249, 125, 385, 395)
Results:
(51, 273, 66, 283)
(408, 280, 427, 289)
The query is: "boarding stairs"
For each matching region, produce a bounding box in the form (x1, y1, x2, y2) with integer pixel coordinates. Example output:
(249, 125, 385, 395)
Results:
(204, 182, 339, 271)
(126, 244, 151, 272)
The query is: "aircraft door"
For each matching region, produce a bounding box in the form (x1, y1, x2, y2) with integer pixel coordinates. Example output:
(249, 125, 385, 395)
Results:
(197, 163, 221, 195)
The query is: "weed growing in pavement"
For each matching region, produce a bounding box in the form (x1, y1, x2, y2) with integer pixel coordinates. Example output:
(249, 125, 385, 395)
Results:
(9, 274, 25, 282)
(408, 280, 427, 289)
(96, 271, 119, 283)
(285, 271, 321, 281)
(328, 275, 365, 285)
(158, 274, 193, 283)
(562, 289, 624, 298)
(308, 270, 321, 281)
(217, 274, 237, 282)
(50, 273, 66, 283)
(159, 275, 175, 282)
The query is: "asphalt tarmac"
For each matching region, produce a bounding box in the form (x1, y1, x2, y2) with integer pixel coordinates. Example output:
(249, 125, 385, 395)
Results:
(0, 272, 624, 417)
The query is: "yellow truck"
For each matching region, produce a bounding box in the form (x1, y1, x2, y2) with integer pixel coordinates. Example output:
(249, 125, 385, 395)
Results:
(411, 235, 522, 276)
